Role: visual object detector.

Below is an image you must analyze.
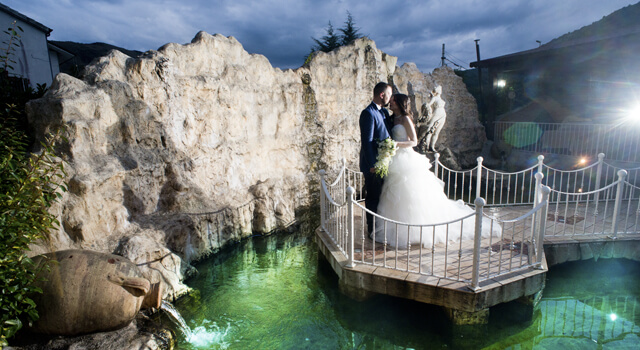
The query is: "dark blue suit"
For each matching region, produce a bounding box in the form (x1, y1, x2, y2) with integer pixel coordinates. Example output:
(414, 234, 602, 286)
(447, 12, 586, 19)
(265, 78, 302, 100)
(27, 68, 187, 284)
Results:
(359, 102, 391, 233)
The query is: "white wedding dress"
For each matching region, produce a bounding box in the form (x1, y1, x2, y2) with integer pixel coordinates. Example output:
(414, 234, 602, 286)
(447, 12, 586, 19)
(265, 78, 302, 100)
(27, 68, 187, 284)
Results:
(373, 124, 500, 249)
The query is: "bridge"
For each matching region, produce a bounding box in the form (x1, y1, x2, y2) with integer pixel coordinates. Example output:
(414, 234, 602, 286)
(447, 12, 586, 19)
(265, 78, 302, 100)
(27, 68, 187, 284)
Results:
(316, 153, 640, 325)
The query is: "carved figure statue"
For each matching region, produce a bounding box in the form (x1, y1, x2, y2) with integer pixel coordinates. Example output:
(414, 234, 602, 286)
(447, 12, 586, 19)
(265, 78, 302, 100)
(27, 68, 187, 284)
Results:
(421, 85, 446, 152)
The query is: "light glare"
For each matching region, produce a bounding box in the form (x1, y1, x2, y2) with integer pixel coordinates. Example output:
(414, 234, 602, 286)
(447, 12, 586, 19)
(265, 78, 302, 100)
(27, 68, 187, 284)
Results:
(609, 313, 617, 321)
(629, 104, 640, 122)
(497, 80, 506, 88)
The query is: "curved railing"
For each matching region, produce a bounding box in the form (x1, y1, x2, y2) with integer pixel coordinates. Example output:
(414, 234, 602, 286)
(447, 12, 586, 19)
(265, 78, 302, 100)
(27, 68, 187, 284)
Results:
(435, 152, 640, 207)
(318, 153, 640, 290)
(319, 163, 552, 291)
(541, 169, 639, 238)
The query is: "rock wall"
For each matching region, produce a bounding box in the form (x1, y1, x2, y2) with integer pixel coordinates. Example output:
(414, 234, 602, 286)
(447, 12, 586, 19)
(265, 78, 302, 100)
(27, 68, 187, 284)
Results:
(26, 33, 484, 298)
(393, 63, 487, 168)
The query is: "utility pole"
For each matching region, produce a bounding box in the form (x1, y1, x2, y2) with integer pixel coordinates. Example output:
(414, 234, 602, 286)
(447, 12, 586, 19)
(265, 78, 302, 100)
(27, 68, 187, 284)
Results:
(475, 39, 489, 138)
(441, 44, 446, 67)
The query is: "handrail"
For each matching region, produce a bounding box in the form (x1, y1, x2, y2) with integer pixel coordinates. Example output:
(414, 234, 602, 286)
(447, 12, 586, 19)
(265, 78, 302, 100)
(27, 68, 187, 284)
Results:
(541, 158, 602, 173)
(485, 163, 539, 176)
(545, 178, 620, 196)
(318, 151, 638, 291)
(353, 200, 476, 227)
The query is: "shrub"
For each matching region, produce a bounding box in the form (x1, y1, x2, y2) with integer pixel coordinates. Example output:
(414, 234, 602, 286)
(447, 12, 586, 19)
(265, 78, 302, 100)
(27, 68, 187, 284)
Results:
(0, 21, 66, 346)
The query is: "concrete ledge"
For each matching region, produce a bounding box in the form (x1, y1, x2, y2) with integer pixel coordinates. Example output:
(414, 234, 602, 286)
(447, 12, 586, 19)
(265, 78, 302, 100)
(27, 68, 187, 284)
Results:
(544, 236, 640, 266)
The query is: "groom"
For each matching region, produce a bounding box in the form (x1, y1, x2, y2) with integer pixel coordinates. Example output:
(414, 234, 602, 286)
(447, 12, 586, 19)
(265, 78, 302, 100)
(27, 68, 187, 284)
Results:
(360, 82, 393, 234)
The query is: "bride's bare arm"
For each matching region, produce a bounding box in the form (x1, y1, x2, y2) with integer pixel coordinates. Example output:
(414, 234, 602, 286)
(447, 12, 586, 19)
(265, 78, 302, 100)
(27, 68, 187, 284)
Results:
(396, 115, 418, 148)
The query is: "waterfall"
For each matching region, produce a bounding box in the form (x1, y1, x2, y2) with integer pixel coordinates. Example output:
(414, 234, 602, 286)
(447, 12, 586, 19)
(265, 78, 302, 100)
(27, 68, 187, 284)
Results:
(160, 300, 231, 347)
(160, 300, 193, 339)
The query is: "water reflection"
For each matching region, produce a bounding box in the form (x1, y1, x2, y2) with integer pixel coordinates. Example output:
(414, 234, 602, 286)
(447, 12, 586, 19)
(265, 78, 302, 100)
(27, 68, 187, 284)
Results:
(169, 229, 640, 349)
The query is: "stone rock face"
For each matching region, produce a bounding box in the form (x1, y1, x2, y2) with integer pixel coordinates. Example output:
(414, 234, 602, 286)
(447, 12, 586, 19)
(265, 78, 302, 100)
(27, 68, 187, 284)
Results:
(26, 33, 485, 298)
(8, 315, 173, 350)
(393, 63, 487, 169)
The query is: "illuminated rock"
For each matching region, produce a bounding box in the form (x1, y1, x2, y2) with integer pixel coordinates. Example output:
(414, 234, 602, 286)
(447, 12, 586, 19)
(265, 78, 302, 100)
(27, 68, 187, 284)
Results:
(26, 33, 484, 298)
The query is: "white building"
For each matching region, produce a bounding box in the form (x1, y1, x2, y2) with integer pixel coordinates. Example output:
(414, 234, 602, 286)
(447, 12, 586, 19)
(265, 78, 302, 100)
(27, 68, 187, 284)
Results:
(0, 3, 72, 89)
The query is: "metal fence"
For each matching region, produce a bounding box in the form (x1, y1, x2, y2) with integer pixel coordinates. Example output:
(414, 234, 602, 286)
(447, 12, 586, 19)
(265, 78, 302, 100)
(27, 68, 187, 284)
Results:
(318, 163, 551, 291)
(436, 153, 640, 207)
(494, 121, 640, 163)
(544, 170, 640, 238)
(317, 153, 640, 290)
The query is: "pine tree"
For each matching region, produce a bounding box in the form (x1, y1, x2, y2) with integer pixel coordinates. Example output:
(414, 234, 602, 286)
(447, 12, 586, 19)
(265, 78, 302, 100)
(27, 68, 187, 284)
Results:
(304, 12, 363, 65)
(312, 21, 341, 53)
(339, 12, 362, 46)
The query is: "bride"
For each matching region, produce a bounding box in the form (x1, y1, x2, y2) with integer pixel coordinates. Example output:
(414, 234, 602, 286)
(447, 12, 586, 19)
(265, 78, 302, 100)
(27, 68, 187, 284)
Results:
(372, 93, 500, 249)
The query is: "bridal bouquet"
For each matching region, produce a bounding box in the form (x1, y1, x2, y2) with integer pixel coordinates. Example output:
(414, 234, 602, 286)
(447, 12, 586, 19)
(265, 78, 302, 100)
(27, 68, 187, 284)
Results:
(374, 137, 397, 178)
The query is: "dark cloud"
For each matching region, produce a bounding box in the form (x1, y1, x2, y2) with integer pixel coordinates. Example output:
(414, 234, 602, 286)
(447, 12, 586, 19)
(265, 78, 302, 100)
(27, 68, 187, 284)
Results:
(6, 0, 637, 71)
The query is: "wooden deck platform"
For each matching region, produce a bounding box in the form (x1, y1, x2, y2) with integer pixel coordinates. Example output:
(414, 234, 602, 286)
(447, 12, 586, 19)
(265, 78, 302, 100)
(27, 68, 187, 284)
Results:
(315, 202, 640, 325)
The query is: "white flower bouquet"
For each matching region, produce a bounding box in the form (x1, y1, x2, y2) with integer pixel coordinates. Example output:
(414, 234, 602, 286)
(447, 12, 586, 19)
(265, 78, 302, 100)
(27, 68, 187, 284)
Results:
(374, 137, 397, 178)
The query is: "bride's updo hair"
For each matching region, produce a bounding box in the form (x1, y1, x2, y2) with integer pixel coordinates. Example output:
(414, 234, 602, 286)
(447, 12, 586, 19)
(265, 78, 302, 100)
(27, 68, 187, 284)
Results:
(393, 93, 412, 118)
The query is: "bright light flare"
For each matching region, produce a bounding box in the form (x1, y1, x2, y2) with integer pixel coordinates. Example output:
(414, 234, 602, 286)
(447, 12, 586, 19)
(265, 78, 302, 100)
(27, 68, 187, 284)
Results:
(497, 79, 506, 88)
(609, 313, 617, 321)
(629, 104, 640, 122)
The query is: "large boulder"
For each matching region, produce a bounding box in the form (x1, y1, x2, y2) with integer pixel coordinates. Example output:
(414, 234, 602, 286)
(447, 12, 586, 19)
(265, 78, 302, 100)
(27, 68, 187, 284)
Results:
(25, 33, 485, 298)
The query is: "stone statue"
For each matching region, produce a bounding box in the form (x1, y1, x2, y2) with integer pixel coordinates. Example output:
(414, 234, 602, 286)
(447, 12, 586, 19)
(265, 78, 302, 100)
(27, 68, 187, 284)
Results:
(29, 249, 162, 336)
(421, 85, 447, 152)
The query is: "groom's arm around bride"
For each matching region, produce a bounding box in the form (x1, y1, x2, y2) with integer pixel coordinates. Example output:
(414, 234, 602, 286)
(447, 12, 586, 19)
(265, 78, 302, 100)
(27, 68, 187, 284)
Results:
(359, 82, 393, 234)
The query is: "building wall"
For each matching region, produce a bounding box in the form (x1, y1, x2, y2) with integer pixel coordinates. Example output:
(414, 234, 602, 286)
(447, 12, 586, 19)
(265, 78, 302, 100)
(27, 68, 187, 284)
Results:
(49, 49, 60, 77)
(0, 11, 53, 87)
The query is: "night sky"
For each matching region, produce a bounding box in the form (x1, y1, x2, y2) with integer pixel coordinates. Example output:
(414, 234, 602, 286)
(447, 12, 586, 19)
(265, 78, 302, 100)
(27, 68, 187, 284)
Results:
(6, 0, 638, 72)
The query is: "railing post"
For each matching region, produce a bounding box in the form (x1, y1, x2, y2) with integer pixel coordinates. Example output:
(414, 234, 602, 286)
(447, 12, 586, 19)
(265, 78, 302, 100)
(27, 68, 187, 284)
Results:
(476, 156, 483, 200)
(533, 172, 544, 207)
(611, 169, 627, 239)
(470, 197, 485, 291)
(346, 186, 356, 268)
(594, 153, 605, 202)
(319, 170, 327, 231)
(537, 155, 545, 175)
(434, 152, 440, 175)
(341, 158, 347, 202)
(535, 186, 551, 268)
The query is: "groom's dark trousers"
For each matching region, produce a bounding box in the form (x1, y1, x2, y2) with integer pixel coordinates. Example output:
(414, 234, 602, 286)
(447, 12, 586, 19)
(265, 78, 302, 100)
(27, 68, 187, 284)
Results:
(363, 173, 384, 233)
(359, 102, 391, 233)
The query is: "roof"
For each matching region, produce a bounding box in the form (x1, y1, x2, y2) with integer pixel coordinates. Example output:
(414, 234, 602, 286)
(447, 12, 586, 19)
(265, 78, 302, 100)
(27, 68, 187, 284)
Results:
(0, 3, 52, 35)
(471, 2, 640, 69)
(470, 28, 640, 69)
(48, 41, 74, 63)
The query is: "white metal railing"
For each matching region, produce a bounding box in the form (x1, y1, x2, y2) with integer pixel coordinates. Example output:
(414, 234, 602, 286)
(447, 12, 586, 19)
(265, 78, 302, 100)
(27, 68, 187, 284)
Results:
(494, 121, 640, 163)
(318, 164, 552, 291)
(318, 153, 640, 290)
(432, 152, 639, 237)
(434, 153, 640, 208)
(318, 159, 364, 257)
(544, 169, 640, 238)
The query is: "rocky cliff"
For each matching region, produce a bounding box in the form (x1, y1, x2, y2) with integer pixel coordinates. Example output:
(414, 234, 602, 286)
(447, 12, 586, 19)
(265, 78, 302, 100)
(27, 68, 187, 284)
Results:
(26, 32, 485, 298)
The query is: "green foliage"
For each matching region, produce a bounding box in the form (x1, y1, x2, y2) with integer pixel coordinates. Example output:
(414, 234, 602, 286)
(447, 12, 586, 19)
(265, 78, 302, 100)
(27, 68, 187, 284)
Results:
(0, 21, 65, 347)
(312, 21, 341, 53)
(338, 12, 361, 46)
(304, 11, 363, 65)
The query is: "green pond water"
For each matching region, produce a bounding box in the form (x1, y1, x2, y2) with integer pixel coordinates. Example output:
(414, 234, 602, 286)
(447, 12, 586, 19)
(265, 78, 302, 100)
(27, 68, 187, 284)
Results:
(170, 229, 640, 349)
